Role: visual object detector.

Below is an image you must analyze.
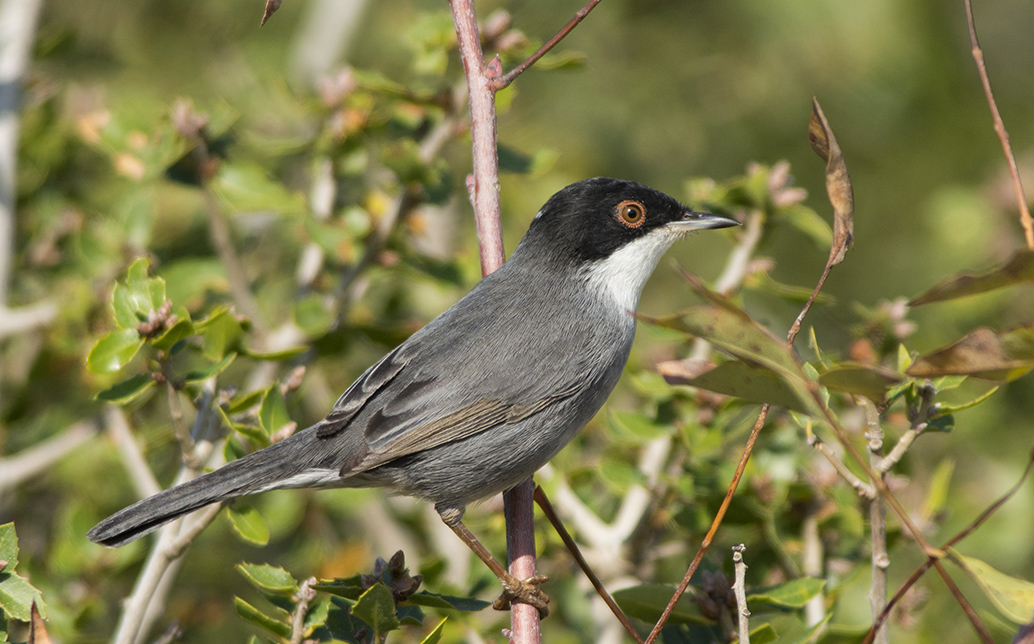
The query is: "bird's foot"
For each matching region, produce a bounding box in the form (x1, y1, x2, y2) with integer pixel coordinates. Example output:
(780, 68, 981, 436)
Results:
(493, 574, 550, 618)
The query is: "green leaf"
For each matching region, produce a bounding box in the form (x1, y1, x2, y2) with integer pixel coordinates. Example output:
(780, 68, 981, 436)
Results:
(746, 578, 826, 611)
(611, 584, 711, 625)
(227, 504, 270, 546)
(949, 549, 1034, 624)
(234, 596, 291, 638)
(663, 360, 816, 415)
(927, 413, 955, 433)
(213, 162, 305, 215)
(325, 596, 363, 644)
(304, 597, 331, 631)
(931, 385, 998, 417)
(911, 250, 1034, 306)
(195, 307, 242, 360)
(151, 317, 194, 351)
(240, 344, 307, 361)
(294, 294, 335, 336)
(352, 583, 400, 638)
(87, 329, 143, 373)
(779, 204, 833, 250)
(921, 460, 954, 522)
(237, 563, 298, 595)
(259, 387, 292, 436)
(818, 363, 902, 402)
(0, 524, 45, 622)
(228, 388, 266, 414)
(182, 352, 237, 383)
(95, 373, 157, 405)
(608, 411, 669, 440)
(750, 623, 779, 644)
(644, 305, 820, 415)
(599, 459, 647, 489)
(112, 283, 144, 328)
(0, 524, 18, 568)
(397, 604, 425, 625)
(408, 591, 490, 612)
(313, 578, 364, 601)
(420, 618, 447, 644)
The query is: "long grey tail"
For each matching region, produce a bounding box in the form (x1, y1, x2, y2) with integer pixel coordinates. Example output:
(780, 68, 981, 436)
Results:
(88, 428, 331, 548)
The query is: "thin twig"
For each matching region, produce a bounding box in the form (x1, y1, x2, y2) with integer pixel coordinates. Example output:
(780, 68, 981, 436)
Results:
(862, 400, 889, 644)
(534, 486, 644, 644)
(488, 0, 603, 91)
(865, 445, 1034, 643)
(203, 190, 267, 338)
(963, 0, 1033, 250)
(731, 545, 750, 644)
(644, 405, 768, 644)
(807, 432, 875, 498)
(290, 577, 318, 644)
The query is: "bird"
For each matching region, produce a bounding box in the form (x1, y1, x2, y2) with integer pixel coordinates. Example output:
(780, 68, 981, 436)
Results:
(88, 177, 739, 615)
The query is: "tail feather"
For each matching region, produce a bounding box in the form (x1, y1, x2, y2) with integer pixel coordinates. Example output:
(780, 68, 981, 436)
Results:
(88, 428, 339, 547)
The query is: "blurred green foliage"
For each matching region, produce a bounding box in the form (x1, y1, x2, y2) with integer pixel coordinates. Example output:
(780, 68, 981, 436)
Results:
(2, 0, 1034, 643)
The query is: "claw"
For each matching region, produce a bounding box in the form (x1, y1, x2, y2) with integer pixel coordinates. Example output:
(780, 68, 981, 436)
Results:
(493, 574, 550, 618)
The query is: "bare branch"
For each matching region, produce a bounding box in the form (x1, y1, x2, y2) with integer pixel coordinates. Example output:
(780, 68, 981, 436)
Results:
(290, 578, 318, 644)
(731, 545, 750, 644)
(862, 400, 890, 644)
(963, 0, 1033, 250)
(808, 432, 874, 498)
(104, 407, 161, 499)
(0, 421, 97, 493)
(534, 486, 644, 644)
(489, 0, 603, 92)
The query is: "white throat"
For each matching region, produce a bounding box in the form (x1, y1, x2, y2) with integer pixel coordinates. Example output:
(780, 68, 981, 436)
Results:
(582, 227, 682, 314)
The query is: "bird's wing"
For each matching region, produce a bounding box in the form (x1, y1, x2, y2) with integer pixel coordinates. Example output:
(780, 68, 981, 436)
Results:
(309, 270, 608, 474)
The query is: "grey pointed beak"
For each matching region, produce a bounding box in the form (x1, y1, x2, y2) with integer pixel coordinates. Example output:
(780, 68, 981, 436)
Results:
(667, 210, 741, 232)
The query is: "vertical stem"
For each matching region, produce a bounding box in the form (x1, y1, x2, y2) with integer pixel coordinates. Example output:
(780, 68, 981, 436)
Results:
(448, 0, 505, 274)
(448, 2, 537, 641)
(505, 479, 542, 640)
(863, 400, 889, 644)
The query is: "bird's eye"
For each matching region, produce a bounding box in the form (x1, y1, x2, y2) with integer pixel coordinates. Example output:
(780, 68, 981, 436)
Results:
(616, 200, 646, 228)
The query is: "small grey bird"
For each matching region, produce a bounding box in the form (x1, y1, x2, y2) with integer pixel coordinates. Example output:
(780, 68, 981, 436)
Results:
(88, 177, 738, 614)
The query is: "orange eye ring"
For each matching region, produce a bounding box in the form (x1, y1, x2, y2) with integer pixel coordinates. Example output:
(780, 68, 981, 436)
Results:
(616, 200, 646, 228)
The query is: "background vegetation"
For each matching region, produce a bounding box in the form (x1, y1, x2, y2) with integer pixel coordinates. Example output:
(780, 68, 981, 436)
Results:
(1, 0, 1033, 643)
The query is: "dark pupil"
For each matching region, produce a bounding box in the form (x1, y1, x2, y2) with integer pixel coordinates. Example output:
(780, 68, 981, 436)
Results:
(625, 206, 639, 220)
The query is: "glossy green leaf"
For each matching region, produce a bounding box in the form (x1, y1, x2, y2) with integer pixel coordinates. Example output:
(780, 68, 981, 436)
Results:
(237, 563, 298, 595)
(818, 363, 901, 401)
(611, 584, 711, 625)
(932, 386, 998, 417)
(87, 329, 144, 373)
(324, 596, 363, 643)
(313, 578, 364, 601)
(949, 549, 1034, 624)
(408, 591, 491, 612)
(95, 373, 157, 404)
(112, 283, 144, 329)
(397, 604, 425, 626)
(303, 597, 331, 631)
(352, 583, 400, 638)
(227, 504, 270, 546)
(259, 387, 291, 436)
(746, 578, 826, 611)
(233, 596, 291, 638)
(227, 388, 266, 414)
(419, 618, 447, 644)
(0, 524, 19, 567)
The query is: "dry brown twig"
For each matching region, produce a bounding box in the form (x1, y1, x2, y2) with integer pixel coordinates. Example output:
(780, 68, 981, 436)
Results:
(963, 0, 1033, 250)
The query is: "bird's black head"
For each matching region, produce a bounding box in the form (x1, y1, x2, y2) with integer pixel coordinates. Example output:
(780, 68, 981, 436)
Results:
(511, 177, 739, 268)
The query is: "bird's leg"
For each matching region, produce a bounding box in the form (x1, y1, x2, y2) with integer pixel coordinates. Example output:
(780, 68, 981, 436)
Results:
(435, 504, 550, 617)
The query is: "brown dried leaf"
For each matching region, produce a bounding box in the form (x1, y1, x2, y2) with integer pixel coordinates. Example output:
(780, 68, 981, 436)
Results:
(910, 250, 1034, 306)
(808, 97, 854, 266)
(29, 603, 51, 644)
(906, 324, 1034, 381)
(260, 0, 282, 26)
